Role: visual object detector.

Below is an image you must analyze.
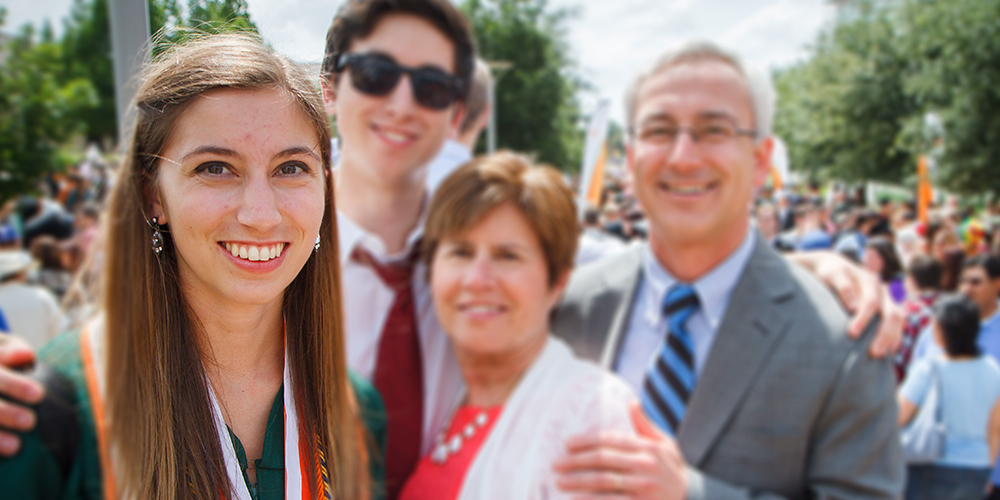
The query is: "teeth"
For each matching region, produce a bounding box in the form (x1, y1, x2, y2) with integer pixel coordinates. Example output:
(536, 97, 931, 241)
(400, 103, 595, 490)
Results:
(381, 129, 410, 143)
(465, 305, 501, 313)
(225, 243, 284, 262)
(669, 184, 709, 195)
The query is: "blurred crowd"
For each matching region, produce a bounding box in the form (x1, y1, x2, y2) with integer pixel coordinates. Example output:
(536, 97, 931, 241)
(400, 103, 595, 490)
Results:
(0, 157, 110, 348)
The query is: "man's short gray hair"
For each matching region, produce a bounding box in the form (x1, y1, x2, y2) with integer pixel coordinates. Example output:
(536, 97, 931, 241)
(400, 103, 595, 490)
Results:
(459, 59, 493, 135)
(624, 41, 775, 141)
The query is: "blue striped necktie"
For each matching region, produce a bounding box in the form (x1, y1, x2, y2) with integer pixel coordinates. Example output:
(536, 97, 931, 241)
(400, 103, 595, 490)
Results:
(641, 284, 700, 436)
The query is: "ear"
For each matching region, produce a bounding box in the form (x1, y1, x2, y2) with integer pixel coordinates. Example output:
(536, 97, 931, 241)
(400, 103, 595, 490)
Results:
(548, 268, 573, 308)
(321, 78, 338, 117)
(751, 136, 774, 189)
(147, 184, 167, 225)
(449, 102, 467, 138)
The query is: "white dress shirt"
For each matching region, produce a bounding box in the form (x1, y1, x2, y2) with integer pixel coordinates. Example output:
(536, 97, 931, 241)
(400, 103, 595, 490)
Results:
(424, 139, 472, 195)
(614, 231, 757, 394)
(337, 211, 464, 455)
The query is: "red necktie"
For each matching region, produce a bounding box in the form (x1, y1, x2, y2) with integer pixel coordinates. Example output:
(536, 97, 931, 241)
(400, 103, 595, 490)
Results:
(352, 246, 424, 500)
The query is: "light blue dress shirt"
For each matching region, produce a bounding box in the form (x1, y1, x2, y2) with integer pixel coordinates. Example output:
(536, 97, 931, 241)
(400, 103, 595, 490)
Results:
(614, 231, 757, 395)
(973, 304, 1000, 485)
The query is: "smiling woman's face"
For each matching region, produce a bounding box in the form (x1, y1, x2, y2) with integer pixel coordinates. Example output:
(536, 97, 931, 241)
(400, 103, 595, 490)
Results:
(430, 202, 567, 358)
(152, 88, 326, 310)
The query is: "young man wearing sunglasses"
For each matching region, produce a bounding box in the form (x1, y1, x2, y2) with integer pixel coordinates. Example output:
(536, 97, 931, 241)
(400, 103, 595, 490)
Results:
(320, 1, 473, 498)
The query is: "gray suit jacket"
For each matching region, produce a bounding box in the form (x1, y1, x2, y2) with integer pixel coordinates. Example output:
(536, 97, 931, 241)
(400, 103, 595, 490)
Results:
(552, 237, 904, 500)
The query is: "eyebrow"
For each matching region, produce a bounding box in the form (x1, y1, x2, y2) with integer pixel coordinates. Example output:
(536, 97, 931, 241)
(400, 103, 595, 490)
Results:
(639, 110, 739, 124)
(180, 145, 322, 163)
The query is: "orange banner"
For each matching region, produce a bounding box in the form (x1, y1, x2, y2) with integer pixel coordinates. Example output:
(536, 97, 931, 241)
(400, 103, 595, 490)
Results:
(586, 144, 607, 206)
(917, 155, 931, 224)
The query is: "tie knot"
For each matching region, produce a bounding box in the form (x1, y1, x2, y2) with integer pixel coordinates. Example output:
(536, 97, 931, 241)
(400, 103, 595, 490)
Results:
(663, 284, 699, 316)
(351, 246, 420, 290)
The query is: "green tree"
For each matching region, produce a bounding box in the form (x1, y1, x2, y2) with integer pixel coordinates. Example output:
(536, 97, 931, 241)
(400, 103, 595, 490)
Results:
(461, 0, 584, 172)
(774, 2, 916, 185)
(896, 0, 1000, 195)
(776, 0, 1000, 196)
(0, 12, 98, 202)
(52, 0, 258, 147)
(59, 0, 116, 146)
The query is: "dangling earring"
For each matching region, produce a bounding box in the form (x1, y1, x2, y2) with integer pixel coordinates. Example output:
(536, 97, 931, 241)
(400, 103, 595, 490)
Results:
(151, 217, 164, 255)
(314, 234, 321, 251)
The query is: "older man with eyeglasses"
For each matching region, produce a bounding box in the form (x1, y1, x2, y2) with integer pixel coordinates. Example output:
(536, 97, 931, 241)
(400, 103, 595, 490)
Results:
(551, 41, 904, 500)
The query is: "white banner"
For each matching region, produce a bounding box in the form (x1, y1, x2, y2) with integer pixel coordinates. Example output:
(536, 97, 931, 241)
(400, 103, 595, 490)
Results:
(577, 99, 611, 216)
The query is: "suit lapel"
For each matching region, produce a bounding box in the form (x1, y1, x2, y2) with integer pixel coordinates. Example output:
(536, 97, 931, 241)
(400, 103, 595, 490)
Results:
(597, 245, 644, 369)
(677, 236, 796, 466)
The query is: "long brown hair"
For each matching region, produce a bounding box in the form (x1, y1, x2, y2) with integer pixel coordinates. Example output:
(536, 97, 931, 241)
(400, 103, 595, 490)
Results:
(101, 33, 367, 499)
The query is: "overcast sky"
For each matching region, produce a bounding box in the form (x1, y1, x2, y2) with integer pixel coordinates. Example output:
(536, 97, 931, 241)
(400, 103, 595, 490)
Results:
(6, 0, 837, 122)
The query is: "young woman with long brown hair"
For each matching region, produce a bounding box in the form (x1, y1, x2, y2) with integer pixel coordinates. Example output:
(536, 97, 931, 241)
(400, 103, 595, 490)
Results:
(1, 33, 382, 500)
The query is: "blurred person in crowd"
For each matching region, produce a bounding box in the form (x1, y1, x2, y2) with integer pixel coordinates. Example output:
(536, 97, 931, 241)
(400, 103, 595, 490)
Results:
(753, 202, 793, 252)
(933, 226, 963, 261)
(0, 251, 64, 350)
(775, 190, 795, 232)
(835, 208, 878, 262)
(551, 41, 902, 500)
(793, 204, 833, 251)
(898, 294, 1000, 500)
(66, 203, 101, 273)
(0, 34, 381, 500)
(27, 235, 72, 299)
(57, 172, 88, 215)
(623, 208, 648, 240)
(424, 58, 491, 195)
(577, 205, 626, 266)
(959, 254, 1000, 359)
(602, 203, 631, 242)
(940, 248, 966, 292)
(896, 225, 923, 268)
(17, 196, 75, 249)
(923, 216, 945, 254)
(830, 187, 854, 219)
(401, 152, 636, 500)
(955, 254, 1000, 498)
(815, 201, 836, 235)
(869, 197, 893, 237)
(895, 254, 942, 381)
(865, 236, 906, 303)
(0, 224, 20, 251)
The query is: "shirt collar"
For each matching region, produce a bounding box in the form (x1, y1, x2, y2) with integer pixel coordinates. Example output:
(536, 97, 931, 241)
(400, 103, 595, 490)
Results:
(336, 207, 426, 266)
(642, 230, 757, 328)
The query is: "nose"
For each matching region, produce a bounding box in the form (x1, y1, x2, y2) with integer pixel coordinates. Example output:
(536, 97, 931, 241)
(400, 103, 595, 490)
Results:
(236, 171, 282, 231)
(385, 73, 419, 115)
(462, 253, 496, 290)
(666, 129, 702, 172)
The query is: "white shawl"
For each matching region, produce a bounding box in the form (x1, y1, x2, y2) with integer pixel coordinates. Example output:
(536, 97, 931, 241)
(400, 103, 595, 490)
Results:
(457, 336, 637, 500)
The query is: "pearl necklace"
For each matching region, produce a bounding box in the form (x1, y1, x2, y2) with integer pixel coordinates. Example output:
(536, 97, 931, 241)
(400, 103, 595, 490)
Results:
(429, 410, 490, 464)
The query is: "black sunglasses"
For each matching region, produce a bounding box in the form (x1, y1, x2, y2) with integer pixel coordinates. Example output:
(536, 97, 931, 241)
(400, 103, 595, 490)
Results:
(336, 53, 464, 110)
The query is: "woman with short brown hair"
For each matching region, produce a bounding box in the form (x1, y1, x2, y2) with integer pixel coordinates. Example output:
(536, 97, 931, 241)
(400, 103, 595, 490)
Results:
(400, 152, 636, 500)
